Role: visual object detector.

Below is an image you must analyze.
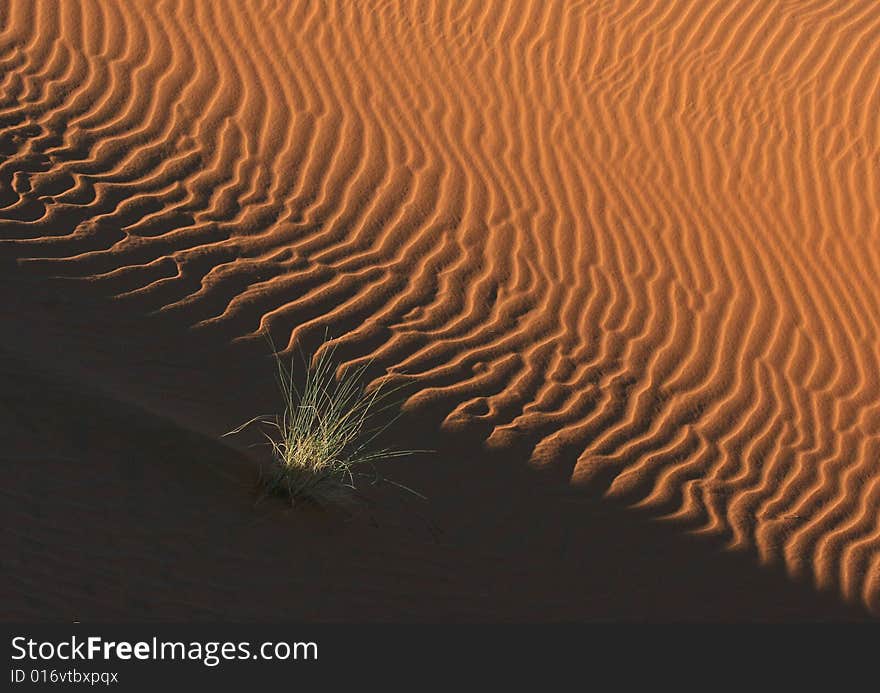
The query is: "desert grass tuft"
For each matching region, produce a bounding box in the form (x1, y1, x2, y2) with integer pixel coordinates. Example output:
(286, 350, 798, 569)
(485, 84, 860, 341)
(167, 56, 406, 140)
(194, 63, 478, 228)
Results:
(223, 337, 426, 508)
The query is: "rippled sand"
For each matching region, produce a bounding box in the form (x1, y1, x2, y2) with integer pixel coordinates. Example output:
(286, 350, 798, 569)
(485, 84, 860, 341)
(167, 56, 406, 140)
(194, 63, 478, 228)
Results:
(2, 0, 879, 618)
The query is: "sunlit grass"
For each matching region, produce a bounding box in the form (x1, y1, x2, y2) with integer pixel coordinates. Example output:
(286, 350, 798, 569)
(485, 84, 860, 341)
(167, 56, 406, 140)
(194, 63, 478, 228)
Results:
(224, 338, 426, 508)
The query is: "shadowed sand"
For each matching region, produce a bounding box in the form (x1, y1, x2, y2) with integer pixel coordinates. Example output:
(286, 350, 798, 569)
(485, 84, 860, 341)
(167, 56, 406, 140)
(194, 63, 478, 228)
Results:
(0, 283, 868, 620)
(2, 0, 880, 619)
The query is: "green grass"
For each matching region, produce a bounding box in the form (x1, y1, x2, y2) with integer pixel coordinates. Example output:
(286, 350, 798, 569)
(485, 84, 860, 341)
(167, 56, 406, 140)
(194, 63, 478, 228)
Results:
(223, 338, 426, 508)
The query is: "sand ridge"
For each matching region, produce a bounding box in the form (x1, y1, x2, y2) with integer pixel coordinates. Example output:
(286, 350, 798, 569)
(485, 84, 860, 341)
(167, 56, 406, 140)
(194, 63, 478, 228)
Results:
(1, 0, 880, 616)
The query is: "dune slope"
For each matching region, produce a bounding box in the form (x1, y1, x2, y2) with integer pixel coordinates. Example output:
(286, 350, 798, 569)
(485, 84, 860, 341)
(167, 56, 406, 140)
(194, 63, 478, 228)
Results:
(1, 0, 880, 616)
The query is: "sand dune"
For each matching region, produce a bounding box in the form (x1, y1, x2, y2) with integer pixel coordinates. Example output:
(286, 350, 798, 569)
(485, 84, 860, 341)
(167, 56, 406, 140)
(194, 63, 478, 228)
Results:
(2, 0, 880, 617)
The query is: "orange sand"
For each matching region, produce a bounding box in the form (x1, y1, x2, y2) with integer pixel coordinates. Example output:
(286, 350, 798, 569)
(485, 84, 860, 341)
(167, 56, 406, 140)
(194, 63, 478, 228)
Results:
(1, 0, 879, 619)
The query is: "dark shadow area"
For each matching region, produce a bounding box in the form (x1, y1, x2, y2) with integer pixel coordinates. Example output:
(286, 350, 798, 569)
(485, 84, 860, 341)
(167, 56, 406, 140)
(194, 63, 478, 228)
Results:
(0, 270, 872, 621)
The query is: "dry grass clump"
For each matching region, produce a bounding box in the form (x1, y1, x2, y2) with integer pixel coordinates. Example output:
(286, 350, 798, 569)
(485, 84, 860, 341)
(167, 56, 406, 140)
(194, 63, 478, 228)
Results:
(224, 339, 424, 508)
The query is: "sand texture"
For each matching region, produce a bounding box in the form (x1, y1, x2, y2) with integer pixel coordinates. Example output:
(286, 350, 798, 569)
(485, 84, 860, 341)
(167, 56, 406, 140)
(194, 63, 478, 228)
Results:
(2, 0, 880, 620)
